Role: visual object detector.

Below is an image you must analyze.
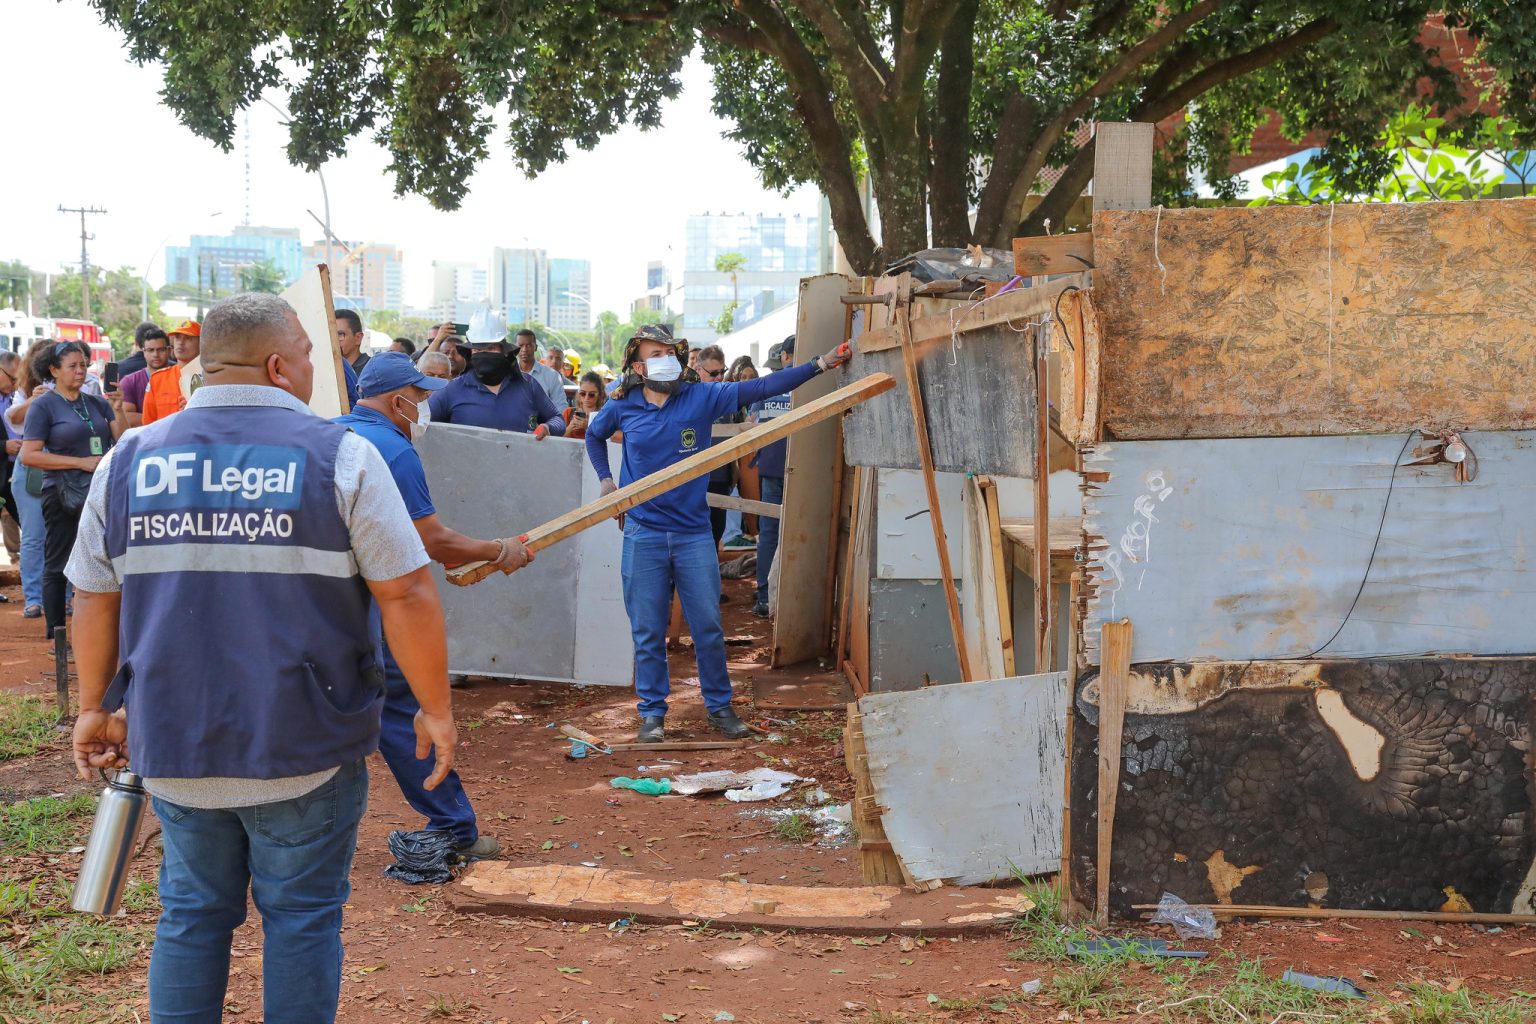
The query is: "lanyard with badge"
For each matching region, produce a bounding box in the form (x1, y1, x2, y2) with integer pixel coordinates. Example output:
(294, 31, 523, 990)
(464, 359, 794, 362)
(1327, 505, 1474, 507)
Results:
(65, 394, 104, 455)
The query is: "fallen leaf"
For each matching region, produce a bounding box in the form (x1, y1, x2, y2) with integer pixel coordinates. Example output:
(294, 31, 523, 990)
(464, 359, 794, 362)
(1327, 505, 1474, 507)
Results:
(1507, 948, 1536, 958)
(1315, 933, 1344, 943)
(552, 816, 566, 824)
(541, 840, 554, 851)
(977, 979, 1010, 988)
(662, 1015, 681, 1022)
(525, 947, 556, 959)
(557, 967, 582, 974)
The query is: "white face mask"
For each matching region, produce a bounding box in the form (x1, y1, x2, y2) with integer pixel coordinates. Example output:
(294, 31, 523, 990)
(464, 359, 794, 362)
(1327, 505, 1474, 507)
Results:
(398, 395, 431, 443)
(643, 354, 682, 382)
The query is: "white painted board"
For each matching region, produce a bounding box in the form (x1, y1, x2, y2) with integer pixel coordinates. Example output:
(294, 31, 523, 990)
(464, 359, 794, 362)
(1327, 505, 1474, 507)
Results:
(875, 468, 964, 580)
(859, 673, 1068, 884)
(419, 424, 630, 685)
(280, 264, 348, 418)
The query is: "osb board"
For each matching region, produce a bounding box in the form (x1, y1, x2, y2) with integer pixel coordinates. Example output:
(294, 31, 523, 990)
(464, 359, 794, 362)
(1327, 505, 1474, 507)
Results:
(1068, 659, 1536, 916)
(1092, 199, 1536, 438)
(772, 274, 854, 667)
(1082, 431, 1536, 665)
(859, 673, 1069, 885)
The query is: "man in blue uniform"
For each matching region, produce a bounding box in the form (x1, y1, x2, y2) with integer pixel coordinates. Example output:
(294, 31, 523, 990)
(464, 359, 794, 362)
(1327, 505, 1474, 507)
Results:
(66, 293, 455, 1023)
(335, 353, 533, 858)
(429, 306, 564, 437)
(747, 335, 797, 617)
(584, 325, 850, 744)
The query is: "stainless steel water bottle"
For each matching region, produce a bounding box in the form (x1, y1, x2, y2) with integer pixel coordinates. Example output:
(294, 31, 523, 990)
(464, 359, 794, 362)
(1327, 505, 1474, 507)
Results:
(72, 770, 148, 915)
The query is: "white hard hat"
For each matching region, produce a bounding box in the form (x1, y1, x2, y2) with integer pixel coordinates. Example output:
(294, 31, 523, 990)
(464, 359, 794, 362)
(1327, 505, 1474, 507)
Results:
(466, 302, 507, 345)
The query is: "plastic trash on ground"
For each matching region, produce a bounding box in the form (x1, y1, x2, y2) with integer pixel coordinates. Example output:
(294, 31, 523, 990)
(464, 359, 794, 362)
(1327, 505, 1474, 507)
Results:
(671, 768, 802, 798)
(1281, 970, 1367, 999)
(1149, 891, 1218, 939)
(610, 776, 673, 795)
(383, 829, 459, 885)
(724, 778, 794, 802)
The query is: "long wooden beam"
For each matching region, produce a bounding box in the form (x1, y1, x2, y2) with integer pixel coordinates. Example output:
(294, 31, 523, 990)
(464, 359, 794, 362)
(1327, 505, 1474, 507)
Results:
(446, 373, 896, 584)
(705, 492, 780, 518)
(856, 277, 1085, 355)
(1095, 619, 1132, 927)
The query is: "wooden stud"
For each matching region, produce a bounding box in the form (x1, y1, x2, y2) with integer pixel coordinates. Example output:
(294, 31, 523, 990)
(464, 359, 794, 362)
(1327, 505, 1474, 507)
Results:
(1095, 619, 1132, 926)
(978, 478, 1016, 678)
(704, 492, 781, 518)
(820, 416, 847, 653)
(836, 466, 867, 667)
(446, 373, 896, 583)
(1013, 232, 1094, 277)
(1033, 323, 1054, 673)
(897, 301, 973, 682)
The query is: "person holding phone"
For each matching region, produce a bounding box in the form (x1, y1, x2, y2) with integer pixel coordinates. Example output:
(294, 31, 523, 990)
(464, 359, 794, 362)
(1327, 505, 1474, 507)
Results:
(20, 342, 123, 640)
(117, 326, 172, 428)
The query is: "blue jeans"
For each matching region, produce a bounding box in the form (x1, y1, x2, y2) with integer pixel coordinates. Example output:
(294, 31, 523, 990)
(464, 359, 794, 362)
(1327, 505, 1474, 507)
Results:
(377, 651, 478, 845)
(148, 758, 369, 1024)
(9, 458, 42, 608)
(755, 475, 784, 606)
(621, 520, 734, 718)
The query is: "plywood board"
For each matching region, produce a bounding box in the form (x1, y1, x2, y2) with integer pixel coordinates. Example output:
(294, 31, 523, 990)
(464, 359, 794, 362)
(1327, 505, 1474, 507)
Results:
(843, 320, 1038, 477)
(1093, 199, 1536, 439)
(1014, 232, 1094, 277)
(281, 264, 348, 418)
(858, 673, 1069, 885)
(874, 468, 964, 580)
(773, 274, 854, 667)
(419, 425, 630, 684)
(1068, 659, 1536, 916)
(1082, 430, 1536, 665)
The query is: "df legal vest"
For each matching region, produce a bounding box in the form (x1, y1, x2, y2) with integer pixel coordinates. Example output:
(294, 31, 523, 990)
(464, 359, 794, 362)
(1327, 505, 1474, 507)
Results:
(102, 402, 383, 779)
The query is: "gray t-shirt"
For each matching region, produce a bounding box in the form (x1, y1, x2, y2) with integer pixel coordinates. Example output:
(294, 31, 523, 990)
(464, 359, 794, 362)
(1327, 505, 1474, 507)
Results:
(525, 360, 568, 407)
(67, 383, 430, 809)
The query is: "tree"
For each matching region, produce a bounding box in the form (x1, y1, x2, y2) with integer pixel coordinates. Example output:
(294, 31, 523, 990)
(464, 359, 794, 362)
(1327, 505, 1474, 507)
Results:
(0, 261, 31, 311)
(365, 309, 439, 342)
(43, 265, 163, 355)
(714, 252, 748, 308)
(237, 258, 287, 294)
(1254, 105, 1535, 204)
(85, 3, 1536, 273)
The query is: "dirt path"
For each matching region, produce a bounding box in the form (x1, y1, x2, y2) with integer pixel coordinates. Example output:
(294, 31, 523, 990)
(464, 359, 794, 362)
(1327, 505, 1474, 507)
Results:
(5, 574, 1535, 1022)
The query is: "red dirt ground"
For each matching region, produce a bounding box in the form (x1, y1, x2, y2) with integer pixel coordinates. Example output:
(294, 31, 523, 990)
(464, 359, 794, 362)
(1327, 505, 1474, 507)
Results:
(4, 574, 1534, 1023)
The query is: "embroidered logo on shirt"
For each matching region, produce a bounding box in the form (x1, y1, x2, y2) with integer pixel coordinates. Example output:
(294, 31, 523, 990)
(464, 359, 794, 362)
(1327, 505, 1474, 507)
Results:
(680, 427, 698, 450)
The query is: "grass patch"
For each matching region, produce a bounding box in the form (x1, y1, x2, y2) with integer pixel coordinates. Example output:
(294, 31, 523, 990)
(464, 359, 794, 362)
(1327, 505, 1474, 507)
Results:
(773, 811, 814, 843)
(0, 693, 60, 761)
(0, 791, 96, 855)
(1383, 983, 1534, 1024)
(423, 992, 477, 1019)
(1050, 960, 1136, 1017)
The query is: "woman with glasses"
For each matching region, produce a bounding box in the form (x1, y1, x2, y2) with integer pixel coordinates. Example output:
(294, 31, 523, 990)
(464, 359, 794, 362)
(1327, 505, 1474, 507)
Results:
(563, 370, 610, 441)
(20, 342, 124, 640)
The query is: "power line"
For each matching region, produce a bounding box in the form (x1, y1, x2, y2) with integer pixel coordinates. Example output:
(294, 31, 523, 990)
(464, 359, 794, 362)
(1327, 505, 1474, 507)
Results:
(58, 204, 107, 319)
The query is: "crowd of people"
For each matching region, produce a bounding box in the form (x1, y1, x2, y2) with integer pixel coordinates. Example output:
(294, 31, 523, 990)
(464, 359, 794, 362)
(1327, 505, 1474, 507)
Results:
(40, 290, 847, 1022)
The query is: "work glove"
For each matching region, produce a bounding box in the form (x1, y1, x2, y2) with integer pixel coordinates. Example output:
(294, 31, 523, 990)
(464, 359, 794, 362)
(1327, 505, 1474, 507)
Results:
(817, 341, 852, 372)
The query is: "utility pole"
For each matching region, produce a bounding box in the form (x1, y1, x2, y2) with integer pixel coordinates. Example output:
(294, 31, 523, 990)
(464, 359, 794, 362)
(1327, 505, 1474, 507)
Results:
(58, 204, 106, 319)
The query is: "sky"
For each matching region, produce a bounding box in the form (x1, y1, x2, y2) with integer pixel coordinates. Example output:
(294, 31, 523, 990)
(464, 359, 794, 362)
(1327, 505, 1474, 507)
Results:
(7, 0, 820, 319)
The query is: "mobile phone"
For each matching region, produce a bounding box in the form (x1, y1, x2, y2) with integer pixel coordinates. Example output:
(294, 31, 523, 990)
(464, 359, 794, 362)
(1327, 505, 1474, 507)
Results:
(103, 362, 120, 393)
(453, 323, 469, 337)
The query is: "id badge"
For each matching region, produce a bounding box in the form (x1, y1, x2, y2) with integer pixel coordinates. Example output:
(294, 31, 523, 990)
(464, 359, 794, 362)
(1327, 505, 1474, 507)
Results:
(89, 436, 104, 456)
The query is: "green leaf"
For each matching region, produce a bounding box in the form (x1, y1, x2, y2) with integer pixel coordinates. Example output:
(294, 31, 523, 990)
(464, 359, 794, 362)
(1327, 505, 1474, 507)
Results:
(557, 966, 582, 974)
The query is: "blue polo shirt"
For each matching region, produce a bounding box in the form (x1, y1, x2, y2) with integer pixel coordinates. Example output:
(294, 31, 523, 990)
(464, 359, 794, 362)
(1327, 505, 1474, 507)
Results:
(748, 386, 794, 477)
(585, 359, 821, 533)
(428, 370, 564, 436)
(332, 405, 435, 520)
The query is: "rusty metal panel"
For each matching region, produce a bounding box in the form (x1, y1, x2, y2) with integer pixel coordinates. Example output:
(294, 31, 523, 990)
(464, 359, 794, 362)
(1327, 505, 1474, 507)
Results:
(1068, 659, 1536, 915)
(1093, 199, 1536, 438)
(1083, 431, 1536, 665)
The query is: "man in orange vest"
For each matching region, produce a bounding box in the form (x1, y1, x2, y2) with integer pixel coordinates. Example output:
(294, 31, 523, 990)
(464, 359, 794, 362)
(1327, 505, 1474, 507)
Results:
(142, 320, 201, 424)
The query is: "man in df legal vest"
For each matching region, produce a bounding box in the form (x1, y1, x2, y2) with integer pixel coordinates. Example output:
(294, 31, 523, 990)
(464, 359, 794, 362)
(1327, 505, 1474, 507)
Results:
(67, 292, 456, 1023)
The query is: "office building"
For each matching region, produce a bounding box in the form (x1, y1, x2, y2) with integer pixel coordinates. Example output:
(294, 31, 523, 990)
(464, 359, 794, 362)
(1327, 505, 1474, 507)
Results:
(431, 260, 489, 322)
(491, 247, 591, 329)
(681, 212, 821, 343)
(630, 259, 674, 320)
(304, 240, 405, 311)
(165, 225, 303, 295)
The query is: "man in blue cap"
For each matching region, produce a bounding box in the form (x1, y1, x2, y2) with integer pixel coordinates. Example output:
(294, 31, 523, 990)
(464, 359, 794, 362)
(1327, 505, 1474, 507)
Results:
(585, 324, 851, 744)
(336, 352, 533, 858)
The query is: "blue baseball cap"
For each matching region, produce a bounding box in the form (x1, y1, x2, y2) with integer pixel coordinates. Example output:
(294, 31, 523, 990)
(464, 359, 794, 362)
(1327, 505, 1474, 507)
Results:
(355, 351, 450, 398)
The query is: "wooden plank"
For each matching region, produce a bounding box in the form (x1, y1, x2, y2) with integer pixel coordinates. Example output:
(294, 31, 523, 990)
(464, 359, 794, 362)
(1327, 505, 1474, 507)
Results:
(856, 277, 1080, 355)
(844, 471, 876, 691)
(1013, 232, 1094, 277)
(961, 476, 1010, 682)
(705, 492, 779, 518)
(981, 481, 1016, 678)
(1132, 904, 1536, 926)
(1082, 431, 1536, 665)
(898, 302, 973, 682)
(845, 707, 906, 885)
(1092, 199, 1536, 439)
(1094, 620, 1132, 926)
(1000, 518, 1082, 580)
(711, 422, 749, 437)
(446, 372, 895, 583)
(773, 274, 855, 668)
(1091, 122, 1154, 211)
(1032, 324, 1053, 674)
(820, 416, 846, 653)
(836, 466, 869, 666)
(857, 673, 1069, 886)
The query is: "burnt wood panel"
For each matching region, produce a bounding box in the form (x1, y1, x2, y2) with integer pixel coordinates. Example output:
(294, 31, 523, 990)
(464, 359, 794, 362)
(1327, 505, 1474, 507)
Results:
(1069, 659, 1536, 917)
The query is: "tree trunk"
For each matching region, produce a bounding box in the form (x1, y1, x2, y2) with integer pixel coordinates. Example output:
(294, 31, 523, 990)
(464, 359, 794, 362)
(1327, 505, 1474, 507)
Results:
(1018, 138, 1096, 237)
(928, 0, 977, 246)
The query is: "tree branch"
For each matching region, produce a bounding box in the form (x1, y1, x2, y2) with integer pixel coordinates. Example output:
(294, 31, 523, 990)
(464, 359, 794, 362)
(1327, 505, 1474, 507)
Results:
(784, 0, 890, 125)
(893, 0, 958, 118)
(1138, 16, 1339, 123)
(991, 0, 1222, 244)
(733, 0, 877, 271)
(610, 4, 774, 55)
(973, 89, 1039, 244)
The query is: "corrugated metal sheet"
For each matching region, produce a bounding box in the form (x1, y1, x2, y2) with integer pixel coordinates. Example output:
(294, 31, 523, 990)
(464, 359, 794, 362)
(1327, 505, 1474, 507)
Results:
(859, 673, 1068, 885)
(1083, 430, 1536, 664)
